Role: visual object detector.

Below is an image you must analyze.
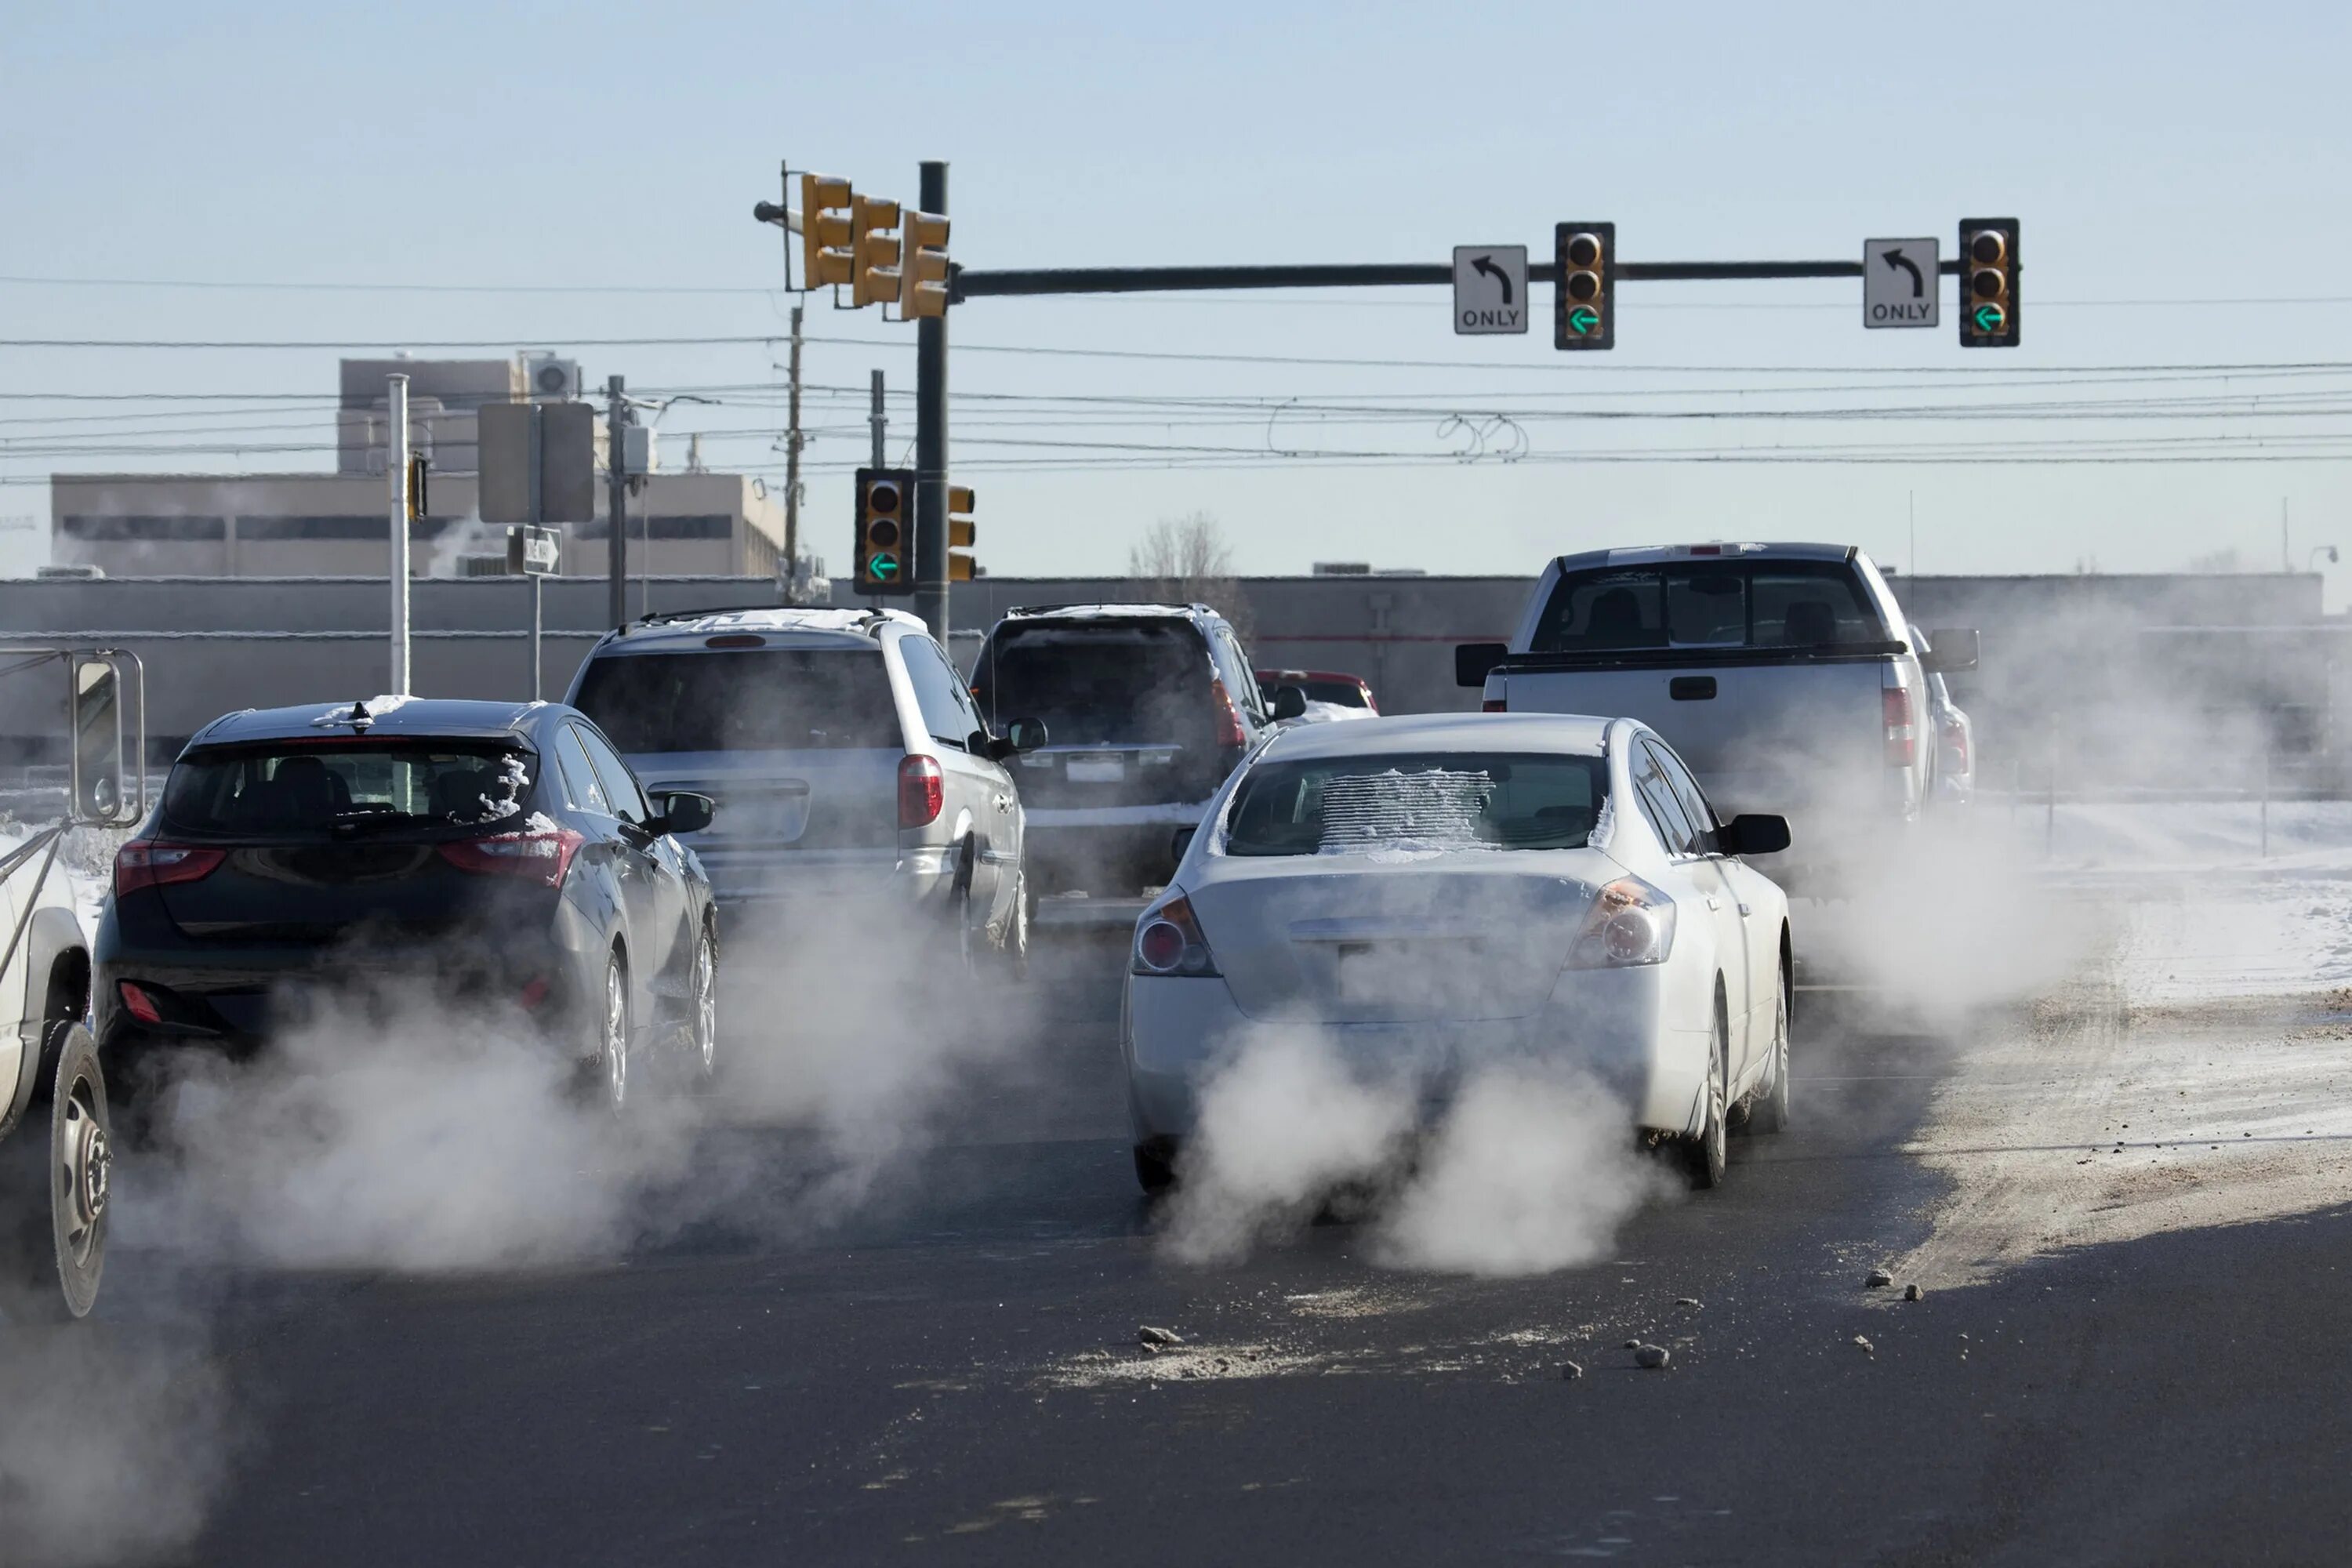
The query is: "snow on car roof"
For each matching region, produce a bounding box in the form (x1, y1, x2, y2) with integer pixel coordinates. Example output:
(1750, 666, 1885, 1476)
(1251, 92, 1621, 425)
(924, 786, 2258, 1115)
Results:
(1002, 603, 1208, 622)
(1261, 711, 1614, 761)
(606, 606, 921, 649)
(197, 697, 546, 745)
(1556, 541, 1857, 570)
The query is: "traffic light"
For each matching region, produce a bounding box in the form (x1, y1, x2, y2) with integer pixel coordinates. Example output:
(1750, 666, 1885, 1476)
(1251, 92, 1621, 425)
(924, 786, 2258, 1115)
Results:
(1555, 221, 1615, 350)
(1958, 218, 2020, 347)
(851, 195, 902, 309)
(900, 210, 951, 318)
(854, 466, 916, 594)
(947, 485, 978, 581)
(799, 174, 853, 289)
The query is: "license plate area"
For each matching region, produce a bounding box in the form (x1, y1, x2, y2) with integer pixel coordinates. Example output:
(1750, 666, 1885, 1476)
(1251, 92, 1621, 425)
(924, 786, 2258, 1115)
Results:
(1065, 755, 1127, 784)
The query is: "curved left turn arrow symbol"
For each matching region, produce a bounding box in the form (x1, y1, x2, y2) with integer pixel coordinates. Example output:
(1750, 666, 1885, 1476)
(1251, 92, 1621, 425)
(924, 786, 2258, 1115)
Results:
(1470, 254, 1514, 305)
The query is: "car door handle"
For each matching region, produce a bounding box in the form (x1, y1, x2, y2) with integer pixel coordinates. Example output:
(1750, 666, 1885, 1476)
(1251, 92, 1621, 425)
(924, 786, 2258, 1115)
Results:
(1738, 903, 1753, 917)
(1704, 895, 1721, 911)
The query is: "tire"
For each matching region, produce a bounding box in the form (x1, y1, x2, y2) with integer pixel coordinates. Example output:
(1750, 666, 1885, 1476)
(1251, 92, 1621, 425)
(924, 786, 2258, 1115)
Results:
(1, 1022, 111, 1321)
(595, 949, 630, 1115)
(687, 926, 718, 1085)
(1682, 998, 1730, 1191)
(1750, 965, 1791, 1134)
(1133, 1142, 1177, 1196)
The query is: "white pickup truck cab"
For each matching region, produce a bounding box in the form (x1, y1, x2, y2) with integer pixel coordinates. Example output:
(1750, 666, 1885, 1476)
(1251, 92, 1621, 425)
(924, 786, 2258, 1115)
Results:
(0, 650, 143, 1321)
(1458, 543, 1976, 892)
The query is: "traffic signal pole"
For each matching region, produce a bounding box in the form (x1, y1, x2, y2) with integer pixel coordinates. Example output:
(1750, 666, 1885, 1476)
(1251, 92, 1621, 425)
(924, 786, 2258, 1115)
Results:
(913, 158, 950, 643)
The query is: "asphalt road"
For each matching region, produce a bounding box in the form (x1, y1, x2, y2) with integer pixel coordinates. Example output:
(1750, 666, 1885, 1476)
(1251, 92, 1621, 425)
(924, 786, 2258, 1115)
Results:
(69, 934, 2352, 1567)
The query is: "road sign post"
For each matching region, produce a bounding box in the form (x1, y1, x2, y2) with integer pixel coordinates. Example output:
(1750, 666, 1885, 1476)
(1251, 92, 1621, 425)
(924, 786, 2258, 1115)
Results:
(1451, 246, 1528, 335)
(506, 524, 560, 699)
(1864, 238, 1940, 328)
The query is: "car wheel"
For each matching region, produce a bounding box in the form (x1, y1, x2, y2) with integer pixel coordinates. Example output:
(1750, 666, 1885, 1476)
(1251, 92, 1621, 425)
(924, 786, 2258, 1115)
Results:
(1, 1022, 111, 1321)
(1750, 967, 1791, 1134)
(597, 950, 630, 1115)
(688, 926, 718, 1084)
(1133, 1142, 1177, 1196)
(1682, 999, 1730, 1191)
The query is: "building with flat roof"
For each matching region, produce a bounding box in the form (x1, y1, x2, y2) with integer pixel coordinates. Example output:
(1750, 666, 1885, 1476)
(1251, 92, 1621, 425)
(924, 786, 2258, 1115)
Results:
(49, 357, 789, 579)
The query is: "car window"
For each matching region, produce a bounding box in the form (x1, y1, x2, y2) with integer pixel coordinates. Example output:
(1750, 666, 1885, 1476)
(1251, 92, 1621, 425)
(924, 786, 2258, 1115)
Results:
(1628, 742, 1698, 856)
(1645, 739, 1719, 848)
(159, 742, 534, 837)
(1224, 751, 1607, 856)
(554, 726, 611, 816)
(1531, 560, 1891, 653)
(571, 648, 900, 752)
(975, 622, 1219, 747)
(898, 635, 975, 750)
(1213, 630, 1265, 719)
(575, 725, 648, 826)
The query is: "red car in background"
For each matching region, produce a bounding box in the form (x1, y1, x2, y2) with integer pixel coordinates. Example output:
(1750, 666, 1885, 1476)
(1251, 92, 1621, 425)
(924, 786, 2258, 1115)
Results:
(1254, 669, 1378, 717)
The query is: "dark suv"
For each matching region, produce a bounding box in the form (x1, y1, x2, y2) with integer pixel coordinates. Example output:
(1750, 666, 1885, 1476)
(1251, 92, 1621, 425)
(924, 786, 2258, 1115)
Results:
(970, 604, 1296, 897)
(94, 698, 720, 1113)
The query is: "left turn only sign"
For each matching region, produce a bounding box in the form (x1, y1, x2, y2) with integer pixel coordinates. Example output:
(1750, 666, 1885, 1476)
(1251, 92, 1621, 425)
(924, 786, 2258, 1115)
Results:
(1453, 245, 1528, 335)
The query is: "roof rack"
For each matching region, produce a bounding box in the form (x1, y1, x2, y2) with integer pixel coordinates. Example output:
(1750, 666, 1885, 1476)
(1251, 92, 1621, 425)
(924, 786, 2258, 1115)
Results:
(1005, 602, 1213, 619)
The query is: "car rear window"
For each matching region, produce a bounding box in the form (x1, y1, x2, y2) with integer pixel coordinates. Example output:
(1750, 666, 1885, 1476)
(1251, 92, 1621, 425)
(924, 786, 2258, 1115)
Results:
(1530, 560, 1890, 654)
(572, 648, 900, 753)
(1223, 751, 1608, 856)
(975, 623, 1214, 746)
(162, 742, 535, 837)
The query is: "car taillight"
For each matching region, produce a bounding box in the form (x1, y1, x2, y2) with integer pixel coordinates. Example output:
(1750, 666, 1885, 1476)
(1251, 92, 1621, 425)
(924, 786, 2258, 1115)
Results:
(1565, 876, 1679, 969)
(1883, 687, 1916, 768)
(114, 840, 227, 897)
(1132, 891, 1220, 977)
(1482, 698, 1508, 713)
(118, 981, 163, 1025)
(1210, 680, 1247, 748)
(437, 827, 584, 887)
(1943, 717, 1969, 774)
(898, 754, 944, 829)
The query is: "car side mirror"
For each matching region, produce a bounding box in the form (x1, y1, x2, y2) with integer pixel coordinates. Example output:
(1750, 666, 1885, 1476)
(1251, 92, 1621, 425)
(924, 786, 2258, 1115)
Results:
(1271, 684, 1308, 721)
(655, 791, 715, 836)
(1920, 628, 1980, 673)
(1456, 642, 1508, 688)
(1720, 813, 1791, 856)
(1170, 825, 1197, 862)
(988, 717, 1047, 760)
(68, 653, 141, 826)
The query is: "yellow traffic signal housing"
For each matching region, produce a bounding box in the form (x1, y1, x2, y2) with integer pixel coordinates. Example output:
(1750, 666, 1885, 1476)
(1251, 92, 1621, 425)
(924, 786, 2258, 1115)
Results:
(851, 195, 903, 308)
(947, 485, 977, 580)
(1554, 221, 1615, 350)
(900, 210, 952, 318)
(799, 174, 854, 289)
(1958, 218, 2020, 347)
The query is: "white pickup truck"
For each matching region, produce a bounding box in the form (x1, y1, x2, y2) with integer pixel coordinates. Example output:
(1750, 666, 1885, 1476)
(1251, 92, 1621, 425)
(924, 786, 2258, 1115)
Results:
(0, 649, 143, 1321)
(1457, 543, 1976, 891)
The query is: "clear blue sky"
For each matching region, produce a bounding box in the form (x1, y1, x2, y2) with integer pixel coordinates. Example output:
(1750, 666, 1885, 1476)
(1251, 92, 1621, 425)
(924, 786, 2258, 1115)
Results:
(5, 2, 2350, 595)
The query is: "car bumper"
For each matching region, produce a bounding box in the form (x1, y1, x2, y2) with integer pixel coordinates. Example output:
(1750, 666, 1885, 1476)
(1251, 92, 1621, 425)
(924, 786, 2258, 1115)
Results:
(1122, 961, 1712, 1146)
(693, 844, 964, 910)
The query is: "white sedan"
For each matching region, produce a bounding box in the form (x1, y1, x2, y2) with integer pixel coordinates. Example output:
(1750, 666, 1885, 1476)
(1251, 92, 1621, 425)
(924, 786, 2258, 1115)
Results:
(1121, 712, 1795, 1193)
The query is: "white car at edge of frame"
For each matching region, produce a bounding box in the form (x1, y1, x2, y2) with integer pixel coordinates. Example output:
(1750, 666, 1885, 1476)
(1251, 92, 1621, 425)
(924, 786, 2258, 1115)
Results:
(1120, 711, 1795, 1195)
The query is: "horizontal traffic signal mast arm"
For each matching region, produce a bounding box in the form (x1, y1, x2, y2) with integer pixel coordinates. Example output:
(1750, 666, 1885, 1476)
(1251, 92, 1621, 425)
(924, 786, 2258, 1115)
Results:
(952, 256, 1964, 300)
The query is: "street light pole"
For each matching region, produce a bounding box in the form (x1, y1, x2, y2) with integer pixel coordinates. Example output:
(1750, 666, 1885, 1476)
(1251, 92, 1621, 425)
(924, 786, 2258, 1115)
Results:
(606, 375, 628, 630)
(387, 372, 410, 695)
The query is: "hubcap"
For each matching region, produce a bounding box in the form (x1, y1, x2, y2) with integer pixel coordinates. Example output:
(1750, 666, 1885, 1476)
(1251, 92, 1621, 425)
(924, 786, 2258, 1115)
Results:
(62, 1080, 109, 1260)
(604, 962, 628, 1109)
(695, 938, 717, 1073)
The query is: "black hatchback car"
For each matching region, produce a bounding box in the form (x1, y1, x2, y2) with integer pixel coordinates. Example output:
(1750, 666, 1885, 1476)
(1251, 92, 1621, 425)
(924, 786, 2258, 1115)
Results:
(94, 698, 719, 1112)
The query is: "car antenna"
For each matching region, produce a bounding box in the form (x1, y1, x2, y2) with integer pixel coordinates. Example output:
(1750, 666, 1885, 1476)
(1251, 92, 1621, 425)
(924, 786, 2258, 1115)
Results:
(347, 700, 372, 731)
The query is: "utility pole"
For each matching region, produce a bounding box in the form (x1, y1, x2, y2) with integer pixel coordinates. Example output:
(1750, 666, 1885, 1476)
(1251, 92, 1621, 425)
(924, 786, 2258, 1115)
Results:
(869, 368, 887, 466)
(387, 372, 411, 695)
(607, 375, 629, 629)
(913, 158, 949, 642)
(783, 303, 804, 579)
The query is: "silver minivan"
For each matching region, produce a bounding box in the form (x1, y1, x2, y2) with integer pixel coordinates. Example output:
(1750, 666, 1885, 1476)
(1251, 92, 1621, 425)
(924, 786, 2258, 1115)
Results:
(567, 607, 1037, 968)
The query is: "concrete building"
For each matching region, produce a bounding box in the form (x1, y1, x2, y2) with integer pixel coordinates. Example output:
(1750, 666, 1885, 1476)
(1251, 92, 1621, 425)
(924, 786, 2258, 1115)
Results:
(49, 358, 789, 579)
